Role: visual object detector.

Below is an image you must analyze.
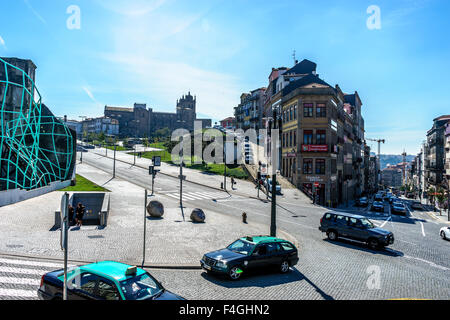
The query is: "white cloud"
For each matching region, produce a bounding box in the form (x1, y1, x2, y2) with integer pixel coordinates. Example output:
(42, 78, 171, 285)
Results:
(100, 53, 240, 120)
(91, 4, 243, 120)
(23, 0, 47, 24)
(82, 86, 104, 111)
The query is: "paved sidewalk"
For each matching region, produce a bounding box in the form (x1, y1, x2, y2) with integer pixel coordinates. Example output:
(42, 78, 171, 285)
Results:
(0, 163, 295, 267)
(415, 198, 450, 224)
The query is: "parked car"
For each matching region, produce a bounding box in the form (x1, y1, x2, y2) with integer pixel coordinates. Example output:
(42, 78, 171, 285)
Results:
(391, 202, 407, 215)
(374, 194, 383, 202)
(200, 236, 299, 280)
(440, 226, 450, 240)
(319, 212, 395, 250)
(411, 201, 423, 210)
(38, 261, 184, 300)
(355, 197, 369, 207)
(371, 201, 384, 212)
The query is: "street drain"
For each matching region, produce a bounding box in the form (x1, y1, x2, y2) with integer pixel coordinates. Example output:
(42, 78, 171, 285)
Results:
(88, 235, 104, 239)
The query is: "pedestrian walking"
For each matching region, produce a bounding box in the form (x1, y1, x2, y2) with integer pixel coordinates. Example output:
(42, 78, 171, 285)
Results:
(231, 177, 235, 189)
(75, 203, 86, 227)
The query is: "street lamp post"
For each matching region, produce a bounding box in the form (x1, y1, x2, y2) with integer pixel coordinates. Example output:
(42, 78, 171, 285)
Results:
(270, 109, 282, 237)
(113, 136, 117, 179)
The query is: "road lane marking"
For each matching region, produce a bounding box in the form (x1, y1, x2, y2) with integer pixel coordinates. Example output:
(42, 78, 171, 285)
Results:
(403, 255, 449, 271)
(380, 216, 392, 228)
(0, 266, 49, 276)
(420, 222, 426, 237)
(0, 288, 36, 298)
(0, 258, 64, 268)
(0, 277, 40, 286)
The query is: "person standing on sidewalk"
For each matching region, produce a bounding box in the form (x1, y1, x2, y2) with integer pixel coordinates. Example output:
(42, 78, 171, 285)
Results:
(231, 177, 235, 190)
(75, 203, 85, 227)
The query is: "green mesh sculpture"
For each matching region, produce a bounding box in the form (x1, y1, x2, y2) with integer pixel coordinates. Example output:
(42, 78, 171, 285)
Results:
(0, 57, 76, 191)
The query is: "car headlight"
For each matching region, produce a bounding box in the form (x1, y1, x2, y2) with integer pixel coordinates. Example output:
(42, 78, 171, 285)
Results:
(216, 261, 227, 269)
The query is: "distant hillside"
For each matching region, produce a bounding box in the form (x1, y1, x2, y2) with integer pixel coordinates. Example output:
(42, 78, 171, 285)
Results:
(370, 154, 415, 169)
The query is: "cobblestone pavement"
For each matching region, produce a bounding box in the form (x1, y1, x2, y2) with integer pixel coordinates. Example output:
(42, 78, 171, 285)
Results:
(1, 155, 449, 300)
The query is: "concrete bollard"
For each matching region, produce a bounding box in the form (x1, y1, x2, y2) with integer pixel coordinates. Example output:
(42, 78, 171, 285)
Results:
(191, 208, 206, 223)
(147, 200, 164, 218)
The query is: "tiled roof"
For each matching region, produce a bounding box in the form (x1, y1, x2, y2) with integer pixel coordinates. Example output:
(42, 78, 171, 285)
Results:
(286, 59, 317, 75)
(282, 74, 332, 96)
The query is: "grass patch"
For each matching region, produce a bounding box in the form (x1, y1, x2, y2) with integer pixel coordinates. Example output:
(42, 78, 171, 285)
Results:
(133, 151, 248, 180)
(148, 142, 166, 149)
(105, 145, 129, 151)
(62, 174, 110, 192)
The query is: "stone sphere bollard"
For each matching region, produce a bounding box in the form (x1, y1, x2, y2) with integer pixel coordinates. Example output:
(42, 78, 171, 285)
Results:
(190, 208, 206, 223)
(147, 201, 164, 218)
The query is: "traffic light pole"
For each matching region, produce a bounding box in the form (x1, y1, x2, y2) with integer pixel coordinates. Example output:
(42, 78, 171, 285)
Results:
(180, 155, 183, 208)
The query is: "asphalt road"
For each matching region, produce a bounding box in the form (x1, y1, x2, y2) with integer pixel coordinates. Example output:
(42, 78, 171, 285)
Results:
(1, 150, 448, 300)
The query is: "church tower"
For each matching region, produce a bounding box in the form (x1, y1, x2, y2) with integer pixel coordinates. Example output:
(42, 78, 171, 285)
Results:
(176, 92, 196, 131)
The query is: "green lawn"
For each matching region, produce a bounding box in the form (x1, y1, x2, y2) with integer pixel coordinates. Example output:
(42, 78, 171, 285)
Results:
(132, 151, 248, 180)
(62, 174, 110, 192)
(105, 145, 129, 151)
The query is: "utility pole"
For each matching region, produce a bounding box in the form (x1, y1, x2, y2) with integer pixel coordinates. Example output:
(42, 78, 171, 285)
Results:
(113, 136, 117, 178)
(223, 144, 227, 191)
(134, 144, 136, 166)
(270, 109, 282, 237)
(142, 189, 148, 267)
(60, 192, 69, 300)
(179, 150, 183, 209)
(367, 138, 385, 191)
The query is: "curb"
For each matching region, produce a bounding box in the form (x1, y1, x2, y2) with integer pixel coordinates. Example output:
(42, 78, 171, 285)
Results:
(0, 251, 201, 270)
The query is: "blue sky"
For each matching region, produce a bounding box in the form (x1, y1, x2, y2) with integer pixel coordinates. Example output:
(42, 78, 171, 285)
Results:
(1, 0, 449, 155)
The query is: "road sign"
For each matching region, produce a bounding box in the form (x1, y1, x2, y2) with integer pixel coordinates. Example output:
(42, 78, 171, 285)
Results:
(178, 175, 186, 181)
(153, 156, 161, 167)
(149, 166, 154, 175)
(314, 182, 320, 187)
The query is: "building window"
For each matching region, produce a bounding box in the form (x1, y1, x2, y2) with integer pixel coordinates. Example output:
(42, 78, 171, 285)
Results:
(316, 159, 326, 175)
(294, 131, 297, 146)
(303, 159, 313, 174)
(289, 131, 293, 147)
(290, 107, 293, 121)
(304, 103, 313, 117)
(294, 105, 297, 119)
(316, 130, 326, 145)
(304, 130, 313, 144)
(316, 103, 326, 117)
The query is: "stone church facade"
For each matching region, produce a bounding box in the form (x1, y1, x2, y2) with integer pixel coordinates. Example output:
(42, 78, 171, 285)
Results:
(104, 92, 212, 138)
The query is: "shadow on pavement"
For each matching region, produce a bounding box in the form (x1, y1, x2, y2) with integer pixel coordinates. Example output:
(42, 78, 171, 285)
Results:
(323, 238, 403, 257)
(201, 268, 334, 300)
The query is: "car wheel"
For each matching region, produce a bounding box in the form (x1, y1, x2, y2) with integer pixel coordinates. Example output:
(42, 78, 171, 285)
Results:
(327, 230, 338, 241)
(280, 260, 290, 273)
(441, 231, 447, 240)
(229, 266, 242, 280)
(368, 238, 379, 250)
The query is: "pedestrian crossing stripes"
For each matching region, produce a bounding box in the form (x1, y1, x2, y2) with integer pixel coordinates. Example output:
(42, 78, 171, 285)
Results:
(165, 191, 233, 201)
(0, 257, 70, 300)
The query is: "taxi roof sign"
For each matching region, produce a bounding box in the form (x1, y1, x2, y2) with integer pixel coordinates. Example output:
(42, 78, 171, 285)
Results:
(125, 266, 137, 276)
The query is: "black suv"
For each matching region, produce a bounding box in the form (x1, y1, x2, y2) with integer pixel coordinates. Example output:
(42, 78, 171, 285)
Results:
(200, 236, 299, 280)
(319, 212, 394, 250)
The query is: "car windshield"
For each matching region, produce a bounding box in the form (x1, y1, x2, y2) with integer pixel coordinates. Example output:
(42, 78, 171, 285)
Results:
(360, 218, 375, 229)
(120, 273, 162, 300)
(227, 239, 256, 255)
